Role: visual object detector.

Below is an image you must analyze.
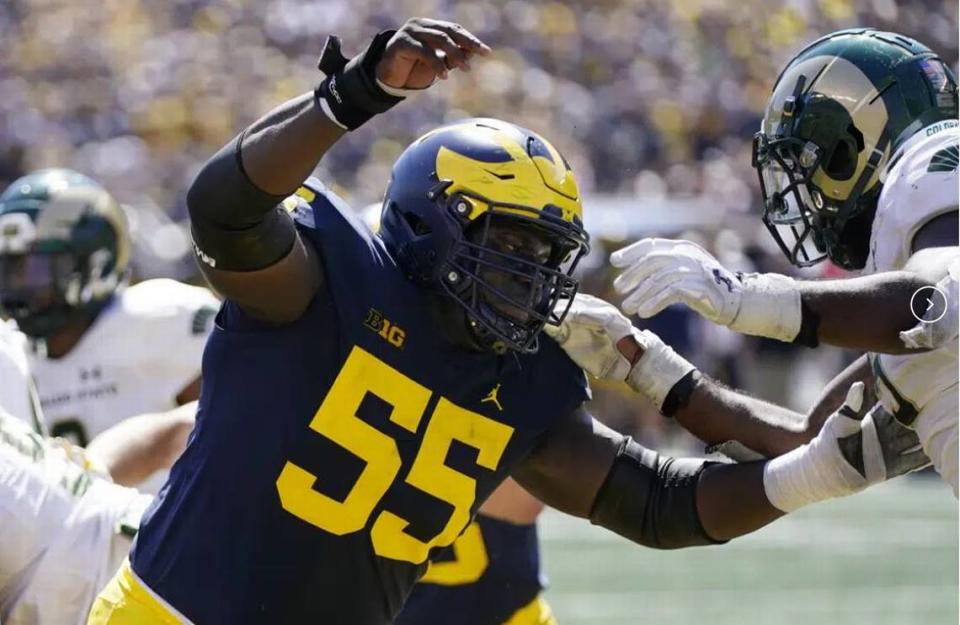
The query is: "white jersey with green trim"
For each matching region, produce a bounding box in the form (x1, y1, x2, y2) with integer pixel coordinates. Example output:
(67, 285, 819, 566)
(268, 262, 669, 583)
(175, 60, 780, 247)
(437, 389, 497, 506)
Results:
(0, 410, 152, 625)
(864, 120, 959, 495)
(29, 279, 216, 491)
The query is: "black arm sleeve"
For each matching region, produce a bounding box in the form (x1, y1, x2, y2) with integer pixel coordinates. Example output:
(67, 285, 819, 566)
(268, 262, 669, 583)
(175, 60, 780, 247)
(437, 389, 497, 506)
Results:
(589, 438, 726, 549)
(186, 132, 298, 272)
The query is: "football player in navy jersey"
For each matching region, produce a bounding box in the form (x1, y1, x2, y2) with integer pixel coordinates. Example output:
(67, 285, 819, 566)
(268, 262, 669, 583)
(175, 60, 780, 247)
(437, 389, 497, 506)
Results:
(88, 18, 921, 625)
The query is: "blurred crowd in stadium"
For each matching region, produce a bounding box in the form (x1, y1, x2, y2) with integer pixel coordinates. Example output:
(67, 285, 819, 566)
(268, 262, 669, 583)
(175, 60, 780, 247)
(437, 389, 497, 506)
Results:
(1, 0, 956, 450)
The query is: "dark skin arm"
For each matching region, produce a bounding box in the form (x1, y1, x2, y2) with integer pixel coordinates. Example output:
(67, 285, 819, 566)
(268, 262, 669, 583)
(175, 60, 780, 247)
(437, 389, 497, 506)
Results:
(175, 374, 202, 405)
(796, 211, 958, 354)
(87, 402, 197, 487)
(195, 19, 489, 323)
(512, 407, 783, 542)
(673, 354, 875, 457)
(609, 217, 954, 456)
(615, 339, 873, 458)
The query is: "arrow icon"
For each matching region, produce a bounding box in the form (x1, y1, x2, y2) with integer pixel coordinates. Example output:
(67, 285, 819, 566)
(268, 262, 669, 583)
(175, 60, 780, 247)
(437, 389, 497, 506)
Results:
(926, 298, 935, 312)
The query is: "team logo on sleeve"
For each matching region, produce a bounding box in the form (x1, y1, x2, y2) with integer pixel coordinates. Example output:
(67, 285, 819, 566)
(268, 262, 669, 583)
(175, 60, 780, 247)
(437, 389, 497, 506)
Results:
(928, 144, 959, 173)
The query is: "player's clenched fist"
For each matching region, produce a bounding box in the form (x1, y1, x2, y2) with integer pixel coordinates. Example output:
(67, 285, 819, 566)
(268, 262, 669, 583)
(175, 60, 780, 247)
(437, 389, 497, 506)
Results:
(378, 18, 490, 89)
(316, 18, 489, 131)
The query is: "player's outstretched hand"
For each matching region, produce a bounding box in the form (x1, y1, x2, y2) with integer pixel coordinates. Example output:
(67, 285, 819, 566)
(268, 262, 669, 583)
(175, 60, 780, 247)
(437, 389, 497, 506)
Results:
(611, 238, 741, 322)
(545, 293, 696, 412)
(544, 293, 635, 381)
(611, 238, 802, 343)
(764, 383, 931, 512)
(377, 18, 491, 89)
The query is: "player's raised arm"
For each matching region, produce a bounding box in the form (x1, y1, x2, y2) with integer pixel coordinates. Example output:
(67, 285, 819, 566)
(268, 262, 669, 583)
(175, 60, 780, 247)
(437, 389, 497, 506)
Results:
(187, 19, 489, 322)
(513, 383, 906, 547)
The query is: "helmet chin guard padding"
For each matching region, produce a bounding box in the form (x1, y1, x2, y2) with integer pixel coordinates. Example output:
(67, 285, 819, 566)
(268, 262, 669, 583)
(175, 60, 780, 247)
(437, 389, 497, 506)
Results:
(753, 28, 958, 270)
(379, 118, 590, 354)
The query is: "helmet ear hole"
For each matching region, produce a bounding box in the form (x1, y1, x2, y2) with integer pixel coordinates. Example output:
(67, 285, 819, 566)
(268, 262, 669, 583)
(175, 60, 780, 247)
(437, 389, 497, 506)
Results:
(824, 134, 858, 180)
(401, 209, 432, 236)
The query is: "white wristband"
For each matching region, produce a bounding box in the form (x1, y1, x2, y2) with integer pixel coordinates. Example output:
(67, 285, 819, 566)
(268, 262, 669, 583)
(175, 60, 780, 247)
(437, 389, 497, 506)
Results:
(626, 329, 697, 411)
(317, 96, 348, 130)
(376, 78, 426, 98)
(762, 437, 866, 513)
(730, 273, 802, 343)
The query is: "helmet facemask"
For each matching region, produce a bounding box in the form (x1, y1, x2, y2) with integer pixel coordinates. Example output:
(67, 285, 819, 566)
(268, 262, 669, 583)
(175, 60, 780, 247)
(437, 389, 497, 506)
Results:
(753, 72, 886, 270)
(0, 251, 80, 338)
(439, 196, 587, 354)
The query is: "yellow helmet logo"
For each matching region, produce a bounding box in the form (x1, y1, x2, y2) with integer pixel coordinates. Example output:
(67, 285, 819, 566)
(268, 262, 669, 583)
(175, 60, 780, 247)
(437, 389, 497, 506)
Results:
(431, 120, 583, 226)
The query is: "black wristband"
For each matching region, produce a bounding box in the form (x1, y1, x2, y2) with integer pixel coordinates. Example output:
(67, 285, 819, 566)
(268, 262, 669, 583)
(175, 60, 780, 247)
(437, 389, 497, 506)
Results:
(315, 30, 404, 130)
(661, 369, 701, 418)
(792, 299, 820, 348)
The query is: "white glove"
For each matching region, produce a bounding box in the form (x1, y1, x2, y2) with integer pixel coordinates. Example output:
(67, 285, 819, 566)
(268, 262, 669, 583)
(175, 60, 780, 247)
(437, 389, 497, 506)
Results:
(899, 258, 959, 350)
(763, 383, 930, 512)
(544, 293, 634, 380)
(611, 238, 803, 343)
(545, 293, 696, 411)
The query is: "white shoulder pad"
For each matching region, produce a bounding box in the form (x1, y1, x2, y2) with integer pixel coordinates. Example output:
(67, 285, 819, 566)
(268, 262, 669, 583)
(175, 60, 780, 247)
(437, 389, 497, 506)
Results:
(94, 279, 219, 384)
(866, 122, 959, 273)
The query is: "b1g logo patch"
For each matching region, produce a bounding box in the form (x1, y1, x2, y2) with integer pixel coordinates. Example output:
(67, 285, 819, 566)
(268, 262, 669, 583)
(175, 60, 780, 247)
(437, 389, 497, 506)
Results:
(364, 308, 405, 348)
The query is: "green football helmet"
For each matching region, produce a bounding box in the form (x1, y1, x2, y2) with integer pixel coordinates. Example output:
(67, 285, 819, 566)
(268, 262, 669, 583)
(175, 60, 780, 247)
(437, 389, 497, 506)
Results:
(0, 169, 131, 338)
(753, 28, 958, 269)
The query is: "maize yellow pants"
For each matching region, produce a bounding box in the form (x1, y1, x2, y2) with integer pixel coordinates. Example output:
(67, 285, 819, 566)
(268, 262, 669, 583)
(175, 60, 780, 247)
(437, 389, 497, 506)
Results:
(88, 560, 556, 625)
(87, 560, 189, 625)
(503, 595, 557, 625)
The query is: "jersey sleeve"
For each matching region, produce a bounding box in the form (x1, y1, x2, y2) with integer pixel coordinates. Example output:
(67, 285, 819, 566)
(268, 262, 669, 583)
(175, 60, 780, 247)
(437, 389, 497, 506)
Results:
(286, 176, 377, 239)
(118, 279, 220, 402)
(867, 126, 959, 273)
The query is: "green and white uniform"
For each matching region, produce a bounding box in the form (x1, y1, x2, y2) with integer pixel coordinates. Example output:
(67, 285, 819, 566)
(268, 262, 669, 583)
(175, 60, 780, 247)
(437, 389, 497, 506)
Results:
(866, 120, 959, 495)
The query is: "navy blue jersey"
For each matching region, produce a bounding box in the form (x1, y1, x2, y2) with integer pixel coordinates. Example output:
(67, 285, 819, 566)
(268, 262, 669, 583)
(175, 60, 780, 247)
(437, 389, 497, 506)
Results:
(396, 515, 546, 625)
(130, 180, 589, 625)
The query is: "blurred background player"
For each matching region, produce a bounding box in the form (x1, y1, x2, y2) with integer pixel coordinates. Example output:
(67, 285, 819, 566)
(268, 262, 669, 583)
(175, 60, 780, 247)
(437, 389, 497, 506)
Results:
(0, 169, 214, 489)
(0, 302, 193, 625)
(610, 29, 960, 494)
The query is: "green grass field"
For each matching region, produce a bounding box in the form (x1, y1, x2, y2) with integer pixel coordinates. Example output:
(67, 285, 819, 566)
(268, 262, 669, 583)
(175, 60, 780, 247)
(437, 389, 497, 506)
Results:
(539, 477, 958, 625)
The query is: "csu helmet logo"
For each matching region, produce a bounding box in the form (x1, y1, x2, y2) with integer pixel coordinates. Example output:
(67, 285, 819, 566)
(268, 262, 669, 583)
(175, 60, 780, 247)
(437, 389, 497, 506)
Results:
(0, 213, 37, 254)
